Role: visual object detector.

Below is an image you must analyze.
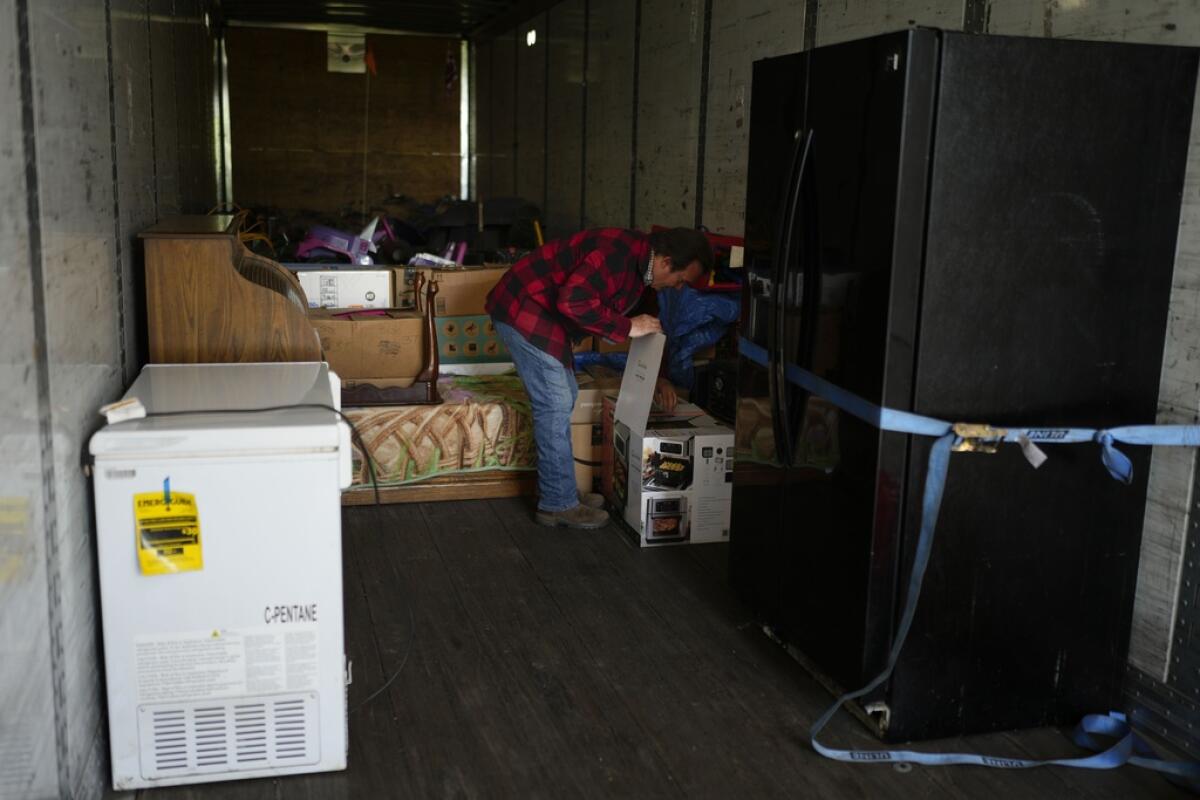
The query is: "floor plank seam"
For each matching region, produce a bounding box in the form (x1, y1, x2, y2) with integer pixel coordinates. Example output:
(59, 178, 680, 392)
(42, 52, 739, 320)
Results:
(477, 500, 680, 797)
(418, 501, 601, 797)
(577, 528, 955, 797)
(346, 523, 403, 720)
(373, 504, 517, 794)
(486, 498, 691, 799)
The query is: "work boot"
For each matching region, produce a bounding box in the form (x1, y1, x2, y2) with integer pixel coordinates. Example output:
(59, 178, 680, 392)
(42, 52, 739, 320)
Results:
(536, 504, 609, 530)
(579, 491, 605, 509)
(534, 489, 606, 509)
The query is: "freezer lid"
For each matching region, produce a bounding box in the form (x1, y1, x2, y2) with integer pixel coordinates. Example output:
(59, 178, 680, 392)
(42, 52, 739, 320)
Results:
(90, 362, 343, 458)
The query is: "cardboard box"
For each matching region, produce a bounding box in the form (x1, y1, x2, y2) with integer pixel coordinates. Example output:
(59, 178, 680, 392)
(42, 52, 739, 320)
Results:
(297, 270, 392, 309)
(308, 309, 425, 380)
(689, 427, 736, 540)
(596, 336, 630, 354)
(341, 376, 418, 390)
(437, 314, 510, 363)
(611, 334, 733, 547)
(617, 420, 734, 547)
(571, 422, 602, 495)
(601, 394, 617, 504)
(601, 386, 706, 506)
(572, 375, 622, 424)
(394, 265, 508, 315)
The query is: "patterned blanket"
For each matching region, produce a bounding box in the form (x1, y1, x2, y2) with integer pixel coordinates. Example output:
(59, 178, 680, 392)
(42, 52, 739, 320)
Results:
(345, 374, 536, 487)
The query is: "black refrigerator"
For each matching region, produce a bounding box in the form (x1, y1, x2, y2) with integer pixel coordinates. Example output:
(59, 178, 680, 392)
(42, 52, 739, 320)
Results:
(731, 28, 1198, 742)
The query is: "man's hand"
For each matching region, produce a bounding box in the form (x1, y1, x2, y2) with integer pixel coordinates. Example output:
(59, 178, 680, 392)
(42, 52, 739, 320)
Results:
(628, 314, 663, 338)
(654, 377, 678, 413)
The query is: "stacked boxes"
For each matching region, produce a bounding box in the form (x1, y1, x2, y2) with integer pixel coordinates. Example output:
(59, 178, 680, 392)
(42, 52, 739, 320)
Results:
(393, 265, 509, 314)
(393, 266, 511, 365)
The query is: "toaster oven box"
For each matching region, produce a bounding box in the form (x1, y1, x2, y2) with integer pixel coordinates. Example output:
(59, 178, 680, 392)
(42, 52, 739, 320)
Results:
(611, 334, 733, 547)
(600, 389, 706, 504)
(617, 423, 733, 547)
(682, 425, 735, 541)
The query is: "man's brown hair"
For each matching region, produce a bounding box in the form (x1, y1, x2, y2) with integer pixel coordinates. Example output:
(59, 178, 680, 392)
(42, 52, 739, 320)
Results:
(648, 228, 714, 274)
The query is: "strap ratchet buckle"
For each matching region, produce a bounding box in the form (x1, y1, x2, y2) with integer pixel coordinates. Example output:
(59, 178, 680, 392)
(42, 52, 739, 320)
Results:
(952, 423, 1007, 454)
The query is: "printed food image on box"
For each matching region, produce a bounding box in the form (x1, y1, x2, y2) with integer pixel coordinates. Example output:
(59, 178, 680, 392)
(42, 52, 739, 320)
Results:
(642, 439, 693, 491)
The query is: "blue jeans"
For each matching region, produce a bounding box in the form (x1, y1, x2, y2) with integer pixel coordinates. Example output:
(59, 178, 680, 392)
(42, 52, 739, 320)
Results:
(493, 320, 580, 512)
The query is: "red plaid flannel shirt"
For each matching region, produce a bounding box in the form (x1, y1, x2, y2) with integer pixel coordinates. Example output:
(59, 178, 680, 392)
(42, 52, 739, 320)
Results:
(486, 228, 650, 368)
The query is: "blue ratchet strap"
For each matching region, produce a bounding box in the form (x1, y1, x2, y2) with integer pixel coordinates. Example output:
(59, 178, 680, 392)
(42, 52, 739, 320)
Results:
(741, 337, 1198, 482)
(741, 338, 952, 438)
(739, 336, 1200, 781)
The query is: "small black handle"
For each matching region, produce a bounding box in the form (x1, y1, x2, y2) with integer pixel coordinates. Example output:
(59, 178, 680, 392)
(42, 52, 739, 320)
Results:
(773, 129, 814, 468)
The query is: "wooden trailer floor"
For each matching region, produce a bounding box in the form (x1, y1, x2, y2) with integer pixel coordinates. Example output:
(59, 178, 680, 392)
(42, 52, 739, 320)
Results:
(121, 499, 1187, 799)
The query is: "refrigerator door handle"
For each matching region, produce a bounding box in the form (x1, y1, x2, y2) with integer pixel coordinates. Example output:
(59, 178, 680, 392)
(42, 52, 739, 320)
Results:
(773, 129, 815, 467)
(794, 130, 823, 394)
(766, 128, 805, 467)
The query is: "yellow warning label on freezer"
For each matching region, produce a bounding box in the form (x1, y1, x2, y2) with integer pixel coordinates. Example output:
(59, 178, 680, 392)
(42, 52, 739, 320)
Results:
(133, 492, 202, 575)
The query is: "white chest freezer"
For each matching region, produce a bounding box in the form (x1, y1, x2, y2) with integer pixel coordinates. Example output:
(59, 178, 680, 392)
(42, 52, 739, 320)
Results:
(89, 362, 353, 790)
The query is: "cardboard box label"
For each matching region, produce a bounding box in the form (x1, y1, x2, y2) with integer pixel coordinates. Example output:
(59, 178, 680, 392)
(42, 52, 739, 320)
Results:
(297, 270, 392, 309)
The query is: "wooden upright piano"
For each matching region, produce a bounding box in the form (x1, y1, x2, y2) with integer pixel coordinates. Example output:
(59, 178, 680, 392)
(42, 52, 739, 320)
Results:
(140, 214, 441, 403)
(140, 215, 323, 363)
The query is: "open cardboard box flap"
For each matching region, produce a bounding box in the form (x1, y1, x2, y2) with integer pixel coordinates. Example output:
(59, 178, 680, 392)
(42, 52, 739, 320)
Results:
(614, 334, 710, 434)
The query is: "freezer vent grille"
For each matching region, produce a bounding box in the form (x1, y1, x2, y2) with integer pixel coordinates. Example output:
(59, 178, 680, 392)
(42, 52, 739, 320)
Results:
(193, 706, 227, 767)
(138, 692, 319, 779)
(151, 709, 187, 773)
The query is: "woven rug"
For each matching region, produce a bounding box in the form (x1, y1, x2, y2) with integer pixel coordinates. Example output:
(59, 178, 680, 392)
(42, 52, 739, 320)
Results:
(345, 374, 536, 487)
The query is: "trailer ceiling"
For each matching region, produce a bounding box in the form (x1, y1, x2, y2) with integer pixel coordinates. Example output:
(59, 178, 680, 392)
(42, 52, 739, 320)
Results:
(219, 0, 515, 36)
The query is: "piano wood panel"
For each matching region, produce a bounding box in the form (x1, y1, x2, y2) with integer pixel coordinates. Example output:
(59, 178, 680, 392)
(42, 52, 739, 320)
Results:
(140, 216, 322, 363)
